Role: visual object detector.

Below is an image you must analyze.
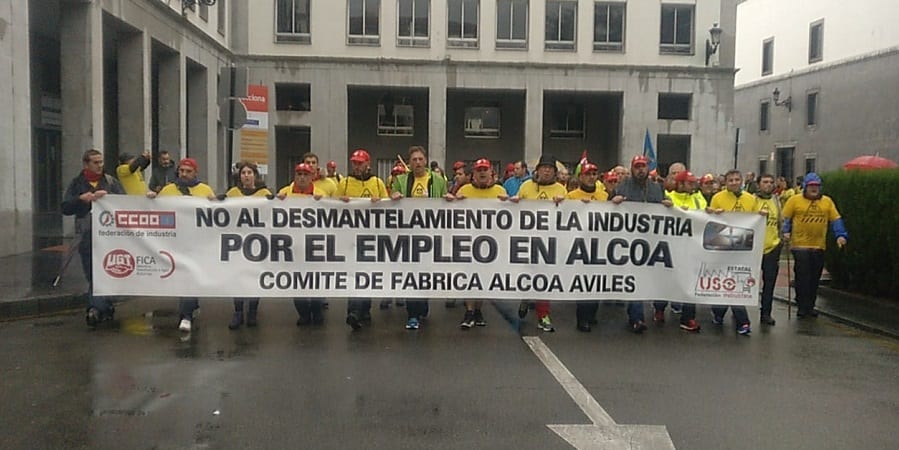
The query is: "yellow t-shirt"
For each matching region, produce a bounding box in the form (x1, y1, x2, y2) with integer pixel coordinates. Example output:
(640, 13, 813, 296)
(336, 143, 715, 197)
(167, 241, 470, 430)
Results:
(313, 177, 337, 197)
(277, 183, 325, 198)
(410, 174, 431, 198)
(158, 182, 216, 198)
(782, 194, 841, 250)
(566, 188, 608, 201)
(669, 191, 706, 210)
(755, 195, 782, 253)
(457, 184, 507, 199)
(226, 186, 273, 198)
(710, 190, 759, 213)
(116, 163, 148, 195)
(517, 180, 567, 200)
(336, 176, 389, 199)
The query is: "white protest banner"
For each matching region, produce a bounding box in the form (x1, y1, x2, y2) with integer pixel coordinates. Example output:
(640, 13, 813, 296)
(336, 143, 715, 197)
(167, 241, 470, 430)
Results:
(92, 196, 764, 305)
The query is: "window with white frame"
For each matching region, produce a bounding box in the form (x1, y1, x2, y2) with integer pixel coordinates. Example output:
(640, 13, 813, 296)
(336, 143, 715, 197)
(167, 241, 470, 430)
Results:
(276, 0, 311, 43)
(809, 20, 823, 63)
(806, 91, 818, 127)
(549, 103, 585, 138)
(464, 106, 501, 138)
(759, 101, 769, 132)
(217, 0, 226, 35)
(348, 0, 381, 45)
(448, 0, 479, 48)
(545, 1, 577, 51)
(593, 2, 625, 51)
(398, 0, 429, 47)
(762, 38, 774, 76)
(378, 100, 414, 136)
(496, 0, 528, 49)
(659, 4, 693, 54)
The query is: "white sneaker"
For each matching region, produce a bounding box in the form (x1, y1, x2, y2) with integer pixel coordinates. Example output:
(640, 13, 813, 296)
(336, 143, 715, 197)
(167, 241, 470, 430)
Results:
(179, 319, 192, 332)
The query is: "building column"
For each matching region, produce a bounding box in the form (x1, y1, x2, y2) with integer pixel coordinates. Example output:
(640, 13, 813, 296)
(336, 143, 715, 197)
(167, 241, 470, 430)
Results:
(427, 82, 447, 167)
(524, 85, 543, 163)
(186, 60, 209, 184)
(60, 0, 103, 179)
(156, 50, 182, 158)
(117, 30, 150, 157)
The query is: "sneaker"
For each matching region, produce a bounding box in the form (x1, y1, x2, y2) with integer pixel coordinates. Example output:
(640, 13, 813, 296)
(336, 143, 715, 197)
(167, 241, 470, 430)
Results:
(653, 310, 665, 323)
(631, 321, 647, 334)
(473, 310, 486, 327)
(539, 316, 555, 332)
(228, 311, 244, 330)
(179, 318, 192, 332)
(737, 323, 751, 335)
(345, 313, 362, 330)
(518, 301, 529, 319)
(379, 300, 391, 310)
(760, 315, 776, 326)
(86, 307, 100, 328)
(671, 303, 683, 314)
(405, 317, 420, 330)
(460, 311, 475, 329)
(679, 319, 701, 332)
(711, 312, 724, 325)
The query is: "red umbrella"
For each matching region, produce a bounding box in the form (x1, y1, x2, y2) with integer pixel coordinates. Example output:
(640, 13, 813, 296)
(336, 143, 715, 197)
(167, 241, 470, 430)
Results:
(843, 155, 898, 170)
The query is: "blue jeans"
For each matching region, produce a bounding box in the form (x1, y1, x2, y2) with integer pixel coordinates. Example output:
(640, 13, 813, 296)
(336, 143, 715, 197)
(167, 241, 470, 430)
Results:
(711, 305, 750, 327)
(627, 302, 644, 324)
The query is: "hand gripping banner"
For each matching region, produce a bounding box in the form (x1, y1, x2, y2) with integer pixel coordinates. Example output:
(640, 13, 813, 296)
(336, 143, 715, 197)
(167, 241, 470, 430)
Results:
(92, 196, 765, 305)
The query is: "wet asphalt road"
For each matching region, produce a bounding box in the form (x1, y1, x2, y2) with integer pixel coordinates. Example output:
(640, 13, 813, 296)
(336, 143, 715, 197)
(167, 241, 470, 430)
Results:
(1, 299, 897, 450)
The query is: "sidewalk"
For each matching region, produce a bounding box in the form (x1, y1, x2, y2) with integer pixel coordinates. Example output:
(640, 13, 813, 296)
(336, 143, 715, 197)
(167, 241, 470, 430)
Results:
(2, 250, 898, 339)
(0, 246, 88, 320)
(772, 260, 899, 340)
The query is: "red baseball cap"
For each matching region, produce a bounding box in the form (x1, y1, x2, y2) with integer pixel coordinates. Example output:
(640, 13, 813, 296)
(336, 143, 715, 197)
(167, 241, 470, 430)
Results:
(452, 161, 466, 170)
(326, 160, 337, 169)
(473, 159, 491, 170)
(675, 170, 698, 183)
(603, 171, 619, 182)
(179, 158, 199, 172)
(631, 155, 649, 167)
(391, 164, 406, 175)
(350, 149, 370, 163)
(700, 173, 715, 184)
(580, 163, 598, 174)
(295, 163, 314, 174)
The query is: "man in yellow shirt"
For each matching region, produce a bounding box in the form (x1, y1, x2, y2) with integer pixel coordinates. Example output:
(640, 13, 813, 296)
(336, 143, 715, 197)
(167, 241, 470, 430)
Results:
(782, 172, 848, 318)
(565, 162, 606, 332)
(338, 149, 389, 330)
(301, 152, 337, 197)
(277, 163, 325, 199)
(447, 158, 509, 329)
(512, 155, 567, 332)
(755, 174, 783, 325)
(148, 158, 215, 333)
(116, 150, 151, 195)
(668, 170, 705, 332)
(708, 169, 758, 335)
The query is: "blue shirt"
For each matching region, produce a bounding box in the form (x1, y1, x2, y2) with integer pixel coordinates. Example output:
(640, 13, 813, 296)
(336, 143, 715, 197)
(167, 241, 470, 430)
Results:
(503, 174, 532, 196)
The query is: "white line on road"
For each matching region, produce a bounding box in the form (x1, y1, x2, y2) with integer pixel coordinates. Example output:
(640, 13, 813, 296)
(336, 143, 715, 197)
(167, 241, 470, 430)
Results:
(523, 336, 676, 450)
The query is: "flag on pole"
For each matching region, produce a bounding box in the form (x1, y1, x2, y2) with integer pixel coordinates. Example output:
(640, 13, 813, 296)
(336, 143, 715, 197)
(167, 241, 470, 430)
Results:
(643, 129, 658, 171)
(573, 150, 588, 177)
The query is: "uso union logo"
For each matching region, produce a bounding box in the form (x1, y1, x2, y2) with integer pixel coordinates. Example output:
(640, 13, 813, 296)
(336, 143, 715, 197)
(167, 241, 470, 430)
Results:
(103, 249, 135, 278)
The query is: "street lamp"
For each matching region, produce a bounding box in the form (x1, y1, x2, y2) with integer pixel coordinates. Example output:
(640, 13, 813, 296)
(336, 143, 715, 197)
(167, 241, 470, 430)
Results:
(773, 88, 792, 112)
(182, 0, 216, 14)
(705, 23, 723, 66)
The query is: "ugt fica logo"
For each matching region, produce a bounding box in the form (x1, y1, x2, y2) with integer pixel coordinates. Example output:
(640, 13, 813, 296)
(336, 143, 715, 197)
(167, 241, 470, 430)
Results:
(103, 249, 135, 278)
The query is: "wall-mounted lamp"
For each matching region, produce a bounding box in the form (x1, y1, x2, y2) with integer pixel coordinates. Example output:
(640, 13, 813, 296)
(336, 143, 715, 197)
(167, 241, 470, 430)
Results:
(773, 88, 792, 112)
(705, 23, 723, 66)
(182, 0, 217, 14)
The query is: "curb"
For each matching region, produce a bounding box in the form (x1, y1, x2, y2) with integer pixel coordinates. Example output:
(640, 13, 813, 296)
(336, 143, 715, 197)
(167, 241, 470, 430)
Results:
(773, 294, 899, 341)
(0, 292, 86, 321)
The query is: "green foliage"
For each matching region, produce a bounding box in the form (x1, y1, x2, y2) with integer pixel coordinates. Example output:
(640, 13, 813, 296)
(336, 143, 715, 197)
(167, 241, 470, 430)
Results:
(822, 169, 899, 299)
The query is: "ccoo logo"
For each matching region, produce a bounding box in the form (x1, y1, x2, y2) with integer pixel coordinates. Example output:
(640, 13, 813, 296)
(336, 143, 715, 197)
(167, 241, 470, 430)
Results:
(103, 249, 135, 278)
(98, 211, 115, 227)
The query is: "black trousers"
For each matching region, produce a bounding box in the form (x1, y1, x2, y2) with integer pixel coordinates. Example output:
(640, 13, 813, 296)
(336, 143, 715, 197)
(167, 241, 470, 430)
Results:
(760, 244, 782, 317)
(791, 249, 825, 313)
(576, 301, 598, 324)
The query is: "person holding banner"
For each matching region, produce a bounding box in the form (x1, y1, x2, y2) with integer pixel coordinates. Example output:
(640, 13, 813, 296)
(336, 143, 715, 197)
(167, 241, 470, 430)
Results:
(222, 161, 274, 329)
(512, 155, 567, 332)
(445, 158, 509, 328)
(337, 148, 389, 330)
(148, 157, 216, 333)
(302, 152, 338, 198)
(389, 146, 448, 330)
(277, 163, 326, 326)
(326, 160, 342, 183)
(566, 162, 608, 332)
(707, 170, 759, 335)
(668, 170, 706, 332)
(610, 155, 673, 333)
(781, 172, 848, 319)
(62, 149, 125, 328)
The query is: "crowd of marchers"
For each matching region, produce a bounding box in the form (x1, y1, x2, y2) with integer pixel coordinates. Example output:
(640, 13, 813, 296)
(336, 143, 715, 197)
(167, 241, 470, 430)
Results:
(62, 146, 850, 336)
